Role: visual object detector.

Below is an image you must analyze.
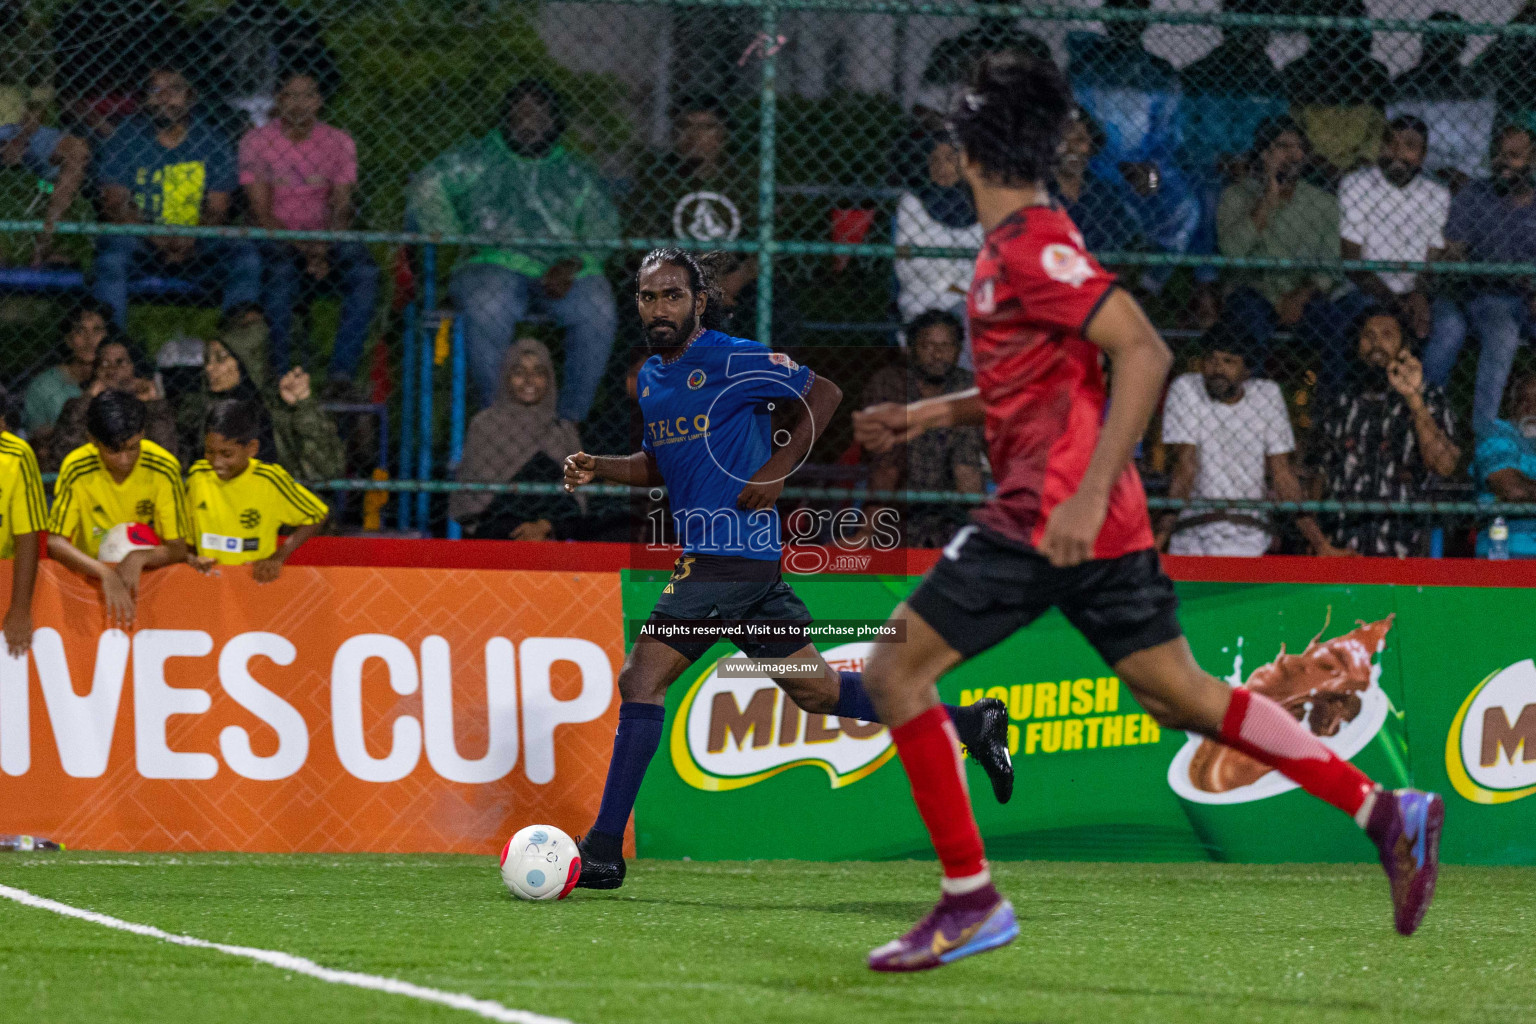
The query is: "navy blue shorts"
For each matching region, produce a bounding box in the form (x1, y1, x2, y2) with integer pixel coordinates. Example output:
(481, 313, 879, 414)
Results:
(645, 553, 812, 663)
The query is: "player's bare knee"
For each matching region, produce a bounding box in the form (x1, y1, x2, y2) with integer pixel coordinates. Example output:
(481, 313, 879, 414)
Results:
(860, 644, 901, 699)
(615, 663, 666, 705)
(1121, 670, 1229, 734)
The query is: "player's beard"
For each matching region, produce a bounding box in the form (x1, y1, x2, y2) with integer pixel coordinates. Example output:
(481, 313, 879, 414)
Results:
(644, 308, 698, 353)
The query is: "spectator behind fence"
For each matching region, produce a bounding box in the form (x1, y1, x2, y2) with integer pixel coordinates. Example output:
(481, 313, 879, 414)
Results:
(45, 336, 176, 471)
(92, 65, 262, 328)
(23, 299, 110, 440)
(197, 0, 340, 136)
(1066, 0, 1199, 275)
(1158, 326, 1345, 557)
(449, 337, 584, 540)
(175, 311, 344, 480)
(1338, 116, 1448, 342)
(627, 96, 752, 248)
(187, 398, 328, 582)
(411, 78, 619, 422)
(1471, 1, 1536, 136)
(1389, 11, 1495, 188)
(894, 132, 982, 327)
(1054, 112, 1141, 256)
(0, 87, 90, 265)
(1474, 370, 1536, 556)
(51, 0, 192, 143)
(1423, 124, 1536, 431)
(857, 310, 983, 549)
(911, 24, 1052, 128)
(1310, 309, 1460, 557)
(693, 249, 803, 348)
(47, 390, 191, 629)
(240, 69, 378, 390)
(1283, 5, 1392, 181)
(1217, 115, 1349, 392)
(1176, 0, 1289, 178)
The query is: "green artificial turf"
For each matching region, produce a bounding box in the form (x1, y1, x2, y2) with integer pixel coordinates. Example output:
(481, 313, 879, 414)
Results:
(0, 854, 1530, 1023)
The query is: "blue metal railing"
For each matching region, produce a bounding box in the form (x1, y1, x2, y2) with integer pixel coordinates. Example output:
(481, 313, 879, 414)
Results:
(446, 316, 469, 540)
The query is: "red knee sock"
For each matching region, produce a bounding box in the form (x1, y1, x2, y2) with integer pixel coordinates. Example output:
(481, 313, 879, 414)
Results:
(891, 706, 988, 884)
(1219, 687, 1377, 817)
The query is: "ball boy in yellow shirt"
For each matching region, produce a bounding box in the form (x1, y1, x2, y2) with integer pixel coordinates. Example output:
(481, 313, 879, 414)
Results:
(48, 391, 192, 628)
(0, 389, 48, 654)
(187, 399, 327, 581)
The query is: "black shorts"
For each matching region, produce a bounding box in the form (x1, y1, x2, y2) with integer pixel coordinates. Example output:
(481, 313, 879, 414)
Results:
(645, 553, 813, 663)
(907, 524, 1182, 666)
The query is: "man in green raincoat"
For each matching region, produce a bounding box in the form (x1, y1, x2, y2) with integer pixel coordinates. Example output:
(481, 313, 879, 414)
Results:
(409, 78, 619, 423)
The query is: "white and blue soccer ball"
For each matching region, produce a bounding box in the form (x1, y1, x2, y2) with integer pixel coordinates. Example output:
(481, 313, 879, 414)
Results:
(499, 824, 581, 901)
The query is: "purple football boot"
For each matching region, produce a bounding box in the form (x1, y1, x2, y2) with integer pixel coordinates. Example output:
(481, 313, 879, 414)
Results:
(1365, 788, 1444, 936)
(868, 890, 1018, 972)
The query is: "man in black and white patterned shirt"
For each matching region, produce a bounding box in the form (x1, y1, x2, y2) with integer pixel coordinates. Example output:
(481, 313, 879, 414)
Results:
(1310, 309, 1461, 556)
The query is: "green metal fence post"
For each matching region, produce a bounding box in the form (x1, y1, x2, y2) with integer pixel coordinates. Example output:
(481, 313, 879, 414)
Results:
(755, 0, 780, 349)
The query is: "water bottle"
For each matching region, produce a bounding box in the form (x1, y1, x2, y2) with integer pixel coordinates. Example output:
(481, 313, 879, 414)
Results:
(1489, 517, 1510, 561)
(0, 834, 63, 852)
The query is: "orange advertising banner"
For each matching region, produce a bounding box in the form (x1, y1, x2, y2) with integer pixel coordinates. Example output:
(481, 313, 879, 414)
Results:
(0, 562, 624, 854)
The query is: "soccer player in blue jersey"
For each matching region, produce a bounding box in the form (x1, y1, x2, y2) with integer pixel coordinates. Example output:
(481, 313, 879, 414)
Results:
(562, 248, 1013, 889)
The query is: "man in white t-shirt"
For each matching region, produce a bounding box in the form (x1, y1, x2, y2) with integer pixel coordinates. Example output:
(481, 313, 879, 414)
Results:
(1338, 116, 1449, 341)
(1157, 327, 1349, 557)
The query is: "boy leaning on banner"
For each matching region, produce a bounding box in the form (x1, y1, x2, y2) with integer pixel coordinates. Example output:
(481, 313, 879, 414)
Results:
(187, 399, 327, 582)
(47, 390, 193, 629)
(0, 386, 48, 655)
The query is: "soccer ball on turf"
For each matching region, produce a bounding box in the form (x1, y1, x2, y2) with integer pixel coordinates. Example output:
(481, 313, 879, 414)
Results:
(500, 824, 581, 901)
(97, 522, 161, 564)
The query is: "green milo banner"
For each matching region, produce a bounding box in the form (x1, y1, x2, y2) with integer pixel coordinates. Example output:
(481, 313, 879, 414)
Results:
(626, 572, 1536, 866)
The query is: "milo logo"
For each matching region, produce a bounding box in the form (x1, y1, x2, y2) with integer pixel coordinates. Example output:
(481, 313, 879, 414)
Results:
(1446, 659, 1536, 805)
(670, 642, 893, 791)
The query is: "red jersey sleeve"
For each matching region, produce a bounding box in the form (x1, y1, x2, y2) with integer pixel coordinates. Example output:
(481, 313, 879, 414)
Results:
(998, 215, 1116, 335)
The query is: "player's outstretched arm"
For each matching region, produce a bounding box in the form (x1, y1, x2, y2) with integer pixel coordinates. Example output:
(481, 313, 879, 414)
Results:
(563, 451, 663, 492)
(1040, 287, 1173, 567)
(853, 387, 983, 454)
(738, 374, 843, 510)
(47, 533, 136, 630)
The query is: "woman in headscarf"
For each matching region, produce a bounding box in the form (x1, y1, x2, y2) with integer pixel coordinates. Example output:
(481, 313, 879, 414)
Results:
(450, 336, 584, 539)
(893, 132, 984, 328)
(175, 311, 344, 480)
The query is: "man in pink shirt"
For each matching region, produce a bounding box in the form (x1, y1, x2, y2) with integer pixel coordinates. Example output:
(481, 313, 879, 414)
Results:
(240, 70, 378, 392)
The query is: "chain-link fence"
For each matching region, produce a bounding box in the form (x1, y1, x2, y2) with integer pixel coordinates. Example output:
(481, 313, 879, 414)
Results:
(5, 0, 1536, 555)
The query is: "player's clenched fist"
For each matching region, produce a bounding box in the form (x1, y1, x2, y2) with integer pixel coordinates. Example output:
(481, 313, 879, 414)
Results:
(852, 403, 917, 454)
(563, 452, 598, 492)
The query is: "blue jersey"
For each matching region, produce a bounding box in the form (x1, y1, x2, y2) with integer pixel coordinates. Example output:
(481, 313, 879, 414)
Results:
(638, 330, 816, 559)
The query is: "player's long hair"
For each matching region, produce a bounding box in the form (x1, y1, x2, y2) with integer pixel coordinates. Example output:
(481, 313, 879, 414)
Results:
(694, 251, 737, 332)
(947, 52, 1073, 187)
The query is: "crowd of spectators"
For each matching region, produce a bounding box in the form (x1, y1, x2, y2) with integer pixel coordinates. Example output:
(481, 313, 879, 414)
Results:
(7, 1, 1536, 556)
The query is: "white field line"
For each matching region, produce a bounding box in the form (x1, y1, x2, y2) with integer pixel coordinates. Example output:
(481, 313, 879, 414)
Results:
(0, 883, 576, 1024)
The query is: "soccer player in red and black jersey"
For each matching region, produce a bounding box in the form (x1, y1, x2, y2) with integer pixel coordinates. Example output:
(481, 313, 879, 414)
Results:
(852, 54, 1444, 972)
